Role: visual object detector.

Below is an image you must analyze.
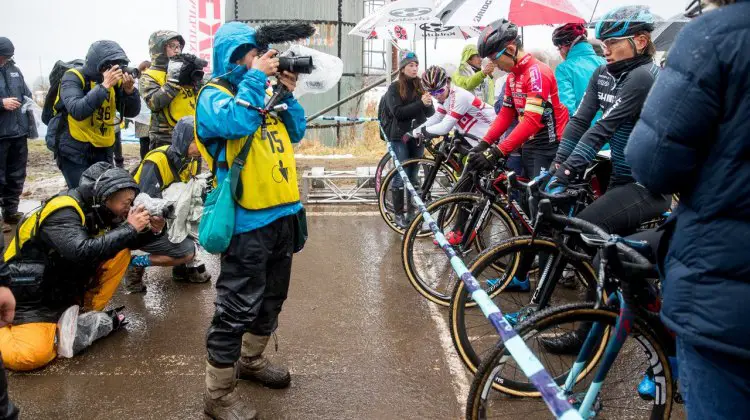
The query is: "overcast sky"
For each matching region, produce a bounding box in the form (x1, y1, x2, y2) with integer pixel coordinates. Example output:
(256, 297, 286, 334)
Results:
(5, 0, 687, 89)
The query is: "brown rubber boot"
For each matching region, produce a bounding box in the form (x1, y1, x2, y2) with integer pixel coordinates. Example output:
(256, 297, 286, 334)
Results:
(123, 266, 146, 294)
(237, 333, 291, 389)
(204, 362, 256, 420)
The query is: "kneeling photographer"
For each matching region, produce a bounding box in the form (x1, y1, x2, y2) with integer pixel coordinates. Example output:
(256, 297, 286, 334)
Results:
(0, 163, 162, 371)
(141, 31, 207, 150)
(124, 116, 210, 292)
(195, 21, 313, 420)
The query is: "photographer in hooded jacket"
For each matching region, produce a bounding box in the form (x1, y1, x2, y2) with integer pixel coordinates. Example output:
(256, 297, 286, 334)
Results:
(53, 40, 141, 189)
(141, 31, 207, 150)
(195, 21, 312, 420)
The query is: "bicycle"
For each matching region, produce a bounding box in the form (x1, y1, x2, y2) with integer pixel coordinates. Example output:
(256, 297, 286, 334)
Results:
(377, 132, 474, 235)
(465, 200, 684, 419)
(401, 160, 602, 307)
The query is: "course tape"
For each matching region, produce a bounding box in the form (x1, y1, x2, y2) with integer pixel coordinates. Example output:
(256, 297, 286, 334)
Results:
(384, 138, 581, 420)
(309, 115, 380, 123)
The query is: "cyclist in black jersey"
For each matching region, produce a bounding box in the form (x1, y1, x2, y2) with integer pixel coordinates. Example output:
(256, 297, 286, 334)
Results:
(541, 5, 671, 354)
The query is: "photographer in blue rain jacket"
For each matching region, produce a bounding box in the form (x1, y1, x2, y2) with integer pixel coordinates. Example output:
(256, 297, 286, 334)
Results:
(195, 21, 311, 420)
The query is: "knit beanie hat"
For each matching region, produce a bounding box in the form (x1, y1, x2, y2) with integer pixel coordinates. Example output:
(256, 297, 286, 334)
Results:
(399, 51, 419, 69)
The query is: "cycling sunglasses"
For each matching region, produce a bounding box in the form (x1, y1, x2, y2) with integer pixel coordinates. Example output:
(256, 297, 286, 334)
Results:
(493, 48, 507, 60)
(429, 86, 447, 96)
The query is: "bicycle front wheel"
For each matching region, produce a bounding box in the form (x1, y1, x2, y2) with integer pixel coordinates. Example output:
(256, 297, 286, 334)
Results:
(378, 158, 458, 235)
(401, 192, 518, 306)
(450, 237, 597, 379)
(374, 152, 393, 194)
(467, 302, 677, 419)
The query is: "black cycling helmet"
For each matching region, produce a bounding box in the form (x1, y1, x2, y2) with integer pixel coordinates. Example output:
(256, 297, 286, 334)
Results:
(421, 66, 449, 92)
(595, 5, 655, 41)
(552, 23, 587, 47)
(477, 19, 520, 62)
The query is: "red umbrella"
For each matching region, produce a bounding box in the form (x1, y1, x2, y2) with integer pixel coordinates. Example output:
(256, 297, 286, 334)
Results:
(509, 0, 587, 26)
(437, 0, 587, 27)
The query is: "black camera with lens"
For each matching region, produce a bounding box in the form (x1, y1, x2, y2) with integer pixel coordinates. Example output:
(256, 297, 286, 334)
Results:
(172, 53, 209, 86)
(123, 66, 141, 79)
(278, 55, 314, 74)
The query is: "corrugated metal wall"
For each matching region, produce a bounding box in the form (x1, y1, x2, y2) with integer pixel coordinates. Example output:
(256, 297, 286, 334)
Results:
(227, 0, 365, 146)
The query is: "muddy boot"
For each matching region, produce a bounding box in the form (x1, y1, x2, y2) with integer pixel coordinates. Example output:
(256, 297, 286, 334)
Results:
(2, 210, 22, 233)
(204, 362, 256, 420)
(238, 333, 291, 389)
(391, 187, 407, 229)
(173, 264, 211, 283)
(123, 266, 146, 294)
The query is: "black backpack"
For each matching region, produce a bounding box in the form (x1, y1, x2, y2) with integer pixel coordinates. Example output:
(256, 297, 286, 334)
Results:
(377, 94, 393, 141)
(41, 59, 85, 125)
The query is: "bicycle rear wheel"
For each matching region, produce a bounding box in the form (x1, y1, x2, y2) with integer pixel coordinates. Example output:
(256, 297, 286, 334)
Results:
(378, 158, 457, 235)
(450, 237, 597, 378)
(467, 302, 677, 419)
(401, 193, 518, 306)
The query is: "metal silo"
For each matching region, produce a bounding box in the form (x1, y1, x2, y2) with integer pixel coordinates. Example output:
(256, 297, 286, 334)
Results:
(226, 0, 365, 147)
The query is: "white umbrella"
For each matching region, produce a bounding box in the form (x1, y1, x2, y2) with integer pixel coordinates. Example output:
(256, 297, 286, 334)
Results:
(349, 0, 446, 38)
(359, 23, 482, 41)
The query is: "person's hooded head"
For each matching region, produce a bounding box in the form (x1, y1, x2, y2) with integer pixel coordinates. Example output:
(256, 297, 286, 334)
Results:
(82, 40, 130, 82)
(148, 30, 185, 69)
(0, 37, 14, 67)
(460, 44, 482, 71)
(167, 116, 201, 171)
(77, 162, 140, 228)
(211, 22, 316, 86)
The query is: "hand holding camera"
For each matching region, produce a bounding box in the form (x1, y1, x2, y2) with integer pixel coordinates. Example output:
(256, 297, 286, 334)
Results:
(102, 65, 124, 89)
(127, 205, 151, 232)
(122, 72, 136, 94)
(252, 50, 280, 76)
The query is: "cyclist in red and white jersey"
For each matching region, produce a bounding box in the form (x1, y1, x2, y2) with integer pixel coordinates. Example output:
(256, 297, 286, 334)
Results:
(470, 19, 570, 178)
(409, 66, 495, 146)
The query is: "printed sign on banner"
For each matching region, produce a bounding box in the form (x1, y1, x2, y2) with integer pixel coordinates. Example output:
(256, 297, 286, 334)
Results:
(178, 0, 225, 74)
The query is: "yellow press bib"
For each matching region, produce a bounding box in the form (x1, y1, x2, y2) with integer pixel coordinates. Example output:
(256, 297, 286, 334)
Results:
(133, 145, 198, 188)
(4, 195, 85, 262)
(143, 69, 196, 126)
(195, 81, 299, 211)
(59, 69, 117, 148)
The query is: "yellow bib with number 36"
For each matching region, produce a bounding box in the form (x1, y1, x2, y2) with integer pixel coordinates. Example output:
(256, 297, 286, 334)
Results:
(143, 69, 196, 126)
(195, 81, 299, 211)
(61, 68, 117, 148)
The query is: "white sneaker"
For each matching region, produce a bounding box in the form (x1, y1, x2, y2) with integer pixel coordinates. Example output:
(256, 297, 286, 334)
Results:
(56, 305, 79, 358)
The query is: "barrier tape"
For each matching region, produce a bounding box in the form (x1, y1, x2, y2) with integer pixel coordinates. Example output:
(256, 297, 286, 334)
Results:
(383, 133, 581, 420)
(308, 115, 380, 123)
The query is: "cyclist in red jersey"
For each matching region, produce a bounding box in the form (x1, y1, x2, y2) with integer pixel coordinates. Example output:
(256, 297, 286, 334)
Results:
(470, 19, 569, 179)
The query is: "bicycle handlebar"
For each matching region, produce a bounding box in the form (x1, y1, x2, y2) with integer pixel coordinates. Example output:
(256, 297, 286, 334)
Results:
(536, 199, 651, 267)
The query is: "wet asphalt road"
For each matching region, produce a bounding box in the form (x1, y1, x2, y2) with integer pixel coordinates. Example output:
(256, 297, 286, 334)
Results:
(6, 212, 471, 419)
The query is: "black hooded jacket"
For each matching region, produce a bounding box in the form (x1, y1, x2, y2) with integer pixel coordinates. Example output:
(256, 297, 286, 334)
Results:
(137, 116, 196, 198)
(0, 37, 32, 140)
(7, 162, 160, 325)
(56, 41, 141, 165)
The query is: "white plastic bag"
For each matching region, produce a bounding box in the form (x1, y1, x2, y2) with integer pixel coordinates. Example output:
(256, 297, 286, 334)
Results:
(283, 45, 343, 97)
(163, 175, 208, 243)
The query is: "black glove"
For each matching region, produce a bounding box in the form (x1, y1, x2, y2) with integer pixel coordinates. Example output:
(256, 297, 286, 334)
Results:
(470, 144, 505, 171)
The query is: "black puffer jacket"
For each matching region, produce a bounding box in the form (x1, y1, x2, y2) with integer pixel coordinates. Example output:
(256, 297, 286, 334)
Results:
(55, 41, 141, 165)
(137, 116, 196, 198)
(384, 80, 434, 142)
(8, 162, 159, 325)
(0, 52, 32, 140)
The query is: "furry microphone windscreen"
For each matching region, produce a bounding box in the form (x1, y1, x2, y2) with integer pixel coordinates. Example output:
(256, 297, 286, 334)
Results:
(255, 22, 317, 49)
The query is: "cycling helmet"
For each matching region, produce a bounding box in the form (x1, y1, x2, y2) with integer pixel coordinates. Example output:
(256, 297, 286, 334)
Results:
(595, 5, 655, 41)
(421, 66, 448, 92)
(552, 23, 588, 47)
(477, 19, 520, 60)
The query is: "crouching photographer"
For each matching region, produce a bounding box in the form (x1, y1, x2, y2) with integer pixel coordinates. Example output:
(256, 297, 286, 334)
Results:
(0, 163, 163, 371)
(141, 31, 207, 150)
(195, 21, 313, 420)
(124, 116, 210, 292)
